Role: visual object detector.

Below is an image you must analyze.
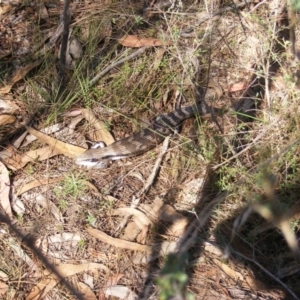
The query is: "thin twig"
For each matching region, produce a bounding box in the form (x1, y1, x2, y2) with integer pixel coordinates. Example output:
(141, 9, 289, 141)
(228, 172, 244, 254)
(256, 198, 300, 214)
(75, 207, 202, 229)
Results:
(116, 137, 170, 232)
(137, 136, 170, 197)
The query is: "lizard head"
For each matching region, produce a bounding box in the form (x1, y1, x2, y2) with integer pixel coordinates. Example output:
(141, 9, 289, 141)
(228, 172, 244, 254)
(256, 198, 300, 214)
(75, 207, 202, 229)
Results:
(75, 150, 110, 169)
(75, 142, 110, 169)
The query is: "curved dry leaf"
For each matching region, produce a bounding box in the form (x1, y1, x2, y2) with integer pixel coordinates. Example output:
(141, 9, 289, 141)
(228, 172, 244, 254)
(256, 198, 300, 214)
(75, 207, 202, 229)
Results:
(0, 99, 20, 114)
(0, 49, 11, 59)
(0, 147, 18, 166)
(82, 180, 98, 192)
(26, 126, 85, 157)
(3, 146, 61, 170)
(22, 123, 65, 147)
(87, 227, 151, 252)
(204, 242, 223, 256)
(0, 114, 15, 125)
(133, 241, 177, 264)
(105, 285, 138, 300)
(0, 59, 43, 94)
(118, 35, 171, 47)
(160, 204, 189, 236)
(26, 263, 108, 300)
(26, 277, 56, 300)
(104, 273, 124, 288)
(11, 198, 25, 216)
(16, 177, 63, 196)
(114, 207, 152, 227)
(100, 274, 125, 300)
(23, 117, 83, 148)
(76, 282, 97, 300)
(35, 195, 63, 222)
(80, 109, 115, 145)
(37, 3, 48, 21)
(83, 273, 94, 289)
(0, 161, 12, 216)
(121, 221, 141, 242)
(228, 82, 247, 92)
(213, 258, 266, 290)
(62, 109, 83, 117)
(0, 270, 8, 282)
(140, 197, 164, 221)
(0, 282, 9, 295)
(8, 237, 39, 272)
(0, 4, 13, 16)
(12, 131, 28, 148)
(47, 232, 81, 245)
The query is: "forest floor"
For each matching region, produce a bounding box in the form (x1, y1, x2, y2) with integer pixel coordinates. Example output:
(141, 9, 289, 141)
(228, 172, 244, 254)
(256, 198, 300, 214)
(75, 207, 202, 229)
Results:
(1, 0, 300, 299)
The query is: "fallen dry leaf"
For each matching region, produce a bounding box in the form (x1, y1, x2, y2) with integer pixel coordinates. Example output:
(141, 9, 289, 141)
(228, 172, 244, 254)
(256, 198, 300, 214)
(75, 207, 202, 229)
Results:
(0, 49, 11, 59)
(87, 227, 151, 252)
(140, 197, 164, 221)
(76, 282, 97, 300)
(26, 276, 55, 300)
(0, 59, 43, 94)
(0, 161, 12, 216)
(0, 99, 21, 114)
(213, 258, 266, 290)
(3, 146, 61, 170)
(80, 109, 115, 145)
(0, 4, 13, 16)
(228, 82, 247, 92)
(62, 109, 83, 117)
(0, 270, 8, 281)
(99, 273, 124, 300)
(25, 126, 85, 157)
(0, 282, 9, 295)
(118, 35, 171, 47)
(132, 241, 177, 264)
(12, 131, 28, 148)
(160, 204, 189, 236)
(16, 177, 63, 196)
(22, 123, 65, 147)
(8, 237, 39, 275)
(26, 263, 108, 300)
(23, 116, 83, 148)
(47, 232, 81, 246)
(104, 285, 138, 300)
(121, 221, 141, 242)
(113, 207, 152, 228)
(105, 273, 124, 287)
(0, 114, 16, 125)
(11, 198, 26, 216)
(35, 195, 63, 222)
(204, 241, 223, 256)
(82, 180, 102, 197)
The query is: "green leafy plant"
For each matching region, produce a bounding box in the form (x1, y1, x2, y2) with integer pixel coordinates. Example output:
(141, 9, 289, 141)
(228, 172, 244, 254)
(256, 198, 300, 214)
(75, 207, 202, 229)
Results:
(156, 253, 193, 300)
(86, 212, 96, 226)
(54, 172, 89, 207)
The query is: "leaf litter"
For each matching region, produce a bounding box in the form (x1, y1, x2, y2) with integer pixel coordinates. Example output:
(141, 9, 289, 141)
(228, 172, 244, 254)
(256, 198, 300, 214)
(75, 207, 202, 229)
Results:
(0, 0, 299, 299)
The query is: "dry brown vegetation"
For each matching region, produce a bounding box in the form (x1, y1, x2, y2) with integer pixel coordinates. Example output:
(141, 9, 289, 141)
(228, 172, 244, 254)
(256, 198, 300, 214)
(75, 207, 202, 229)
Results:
(1, 0, 300, 299)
